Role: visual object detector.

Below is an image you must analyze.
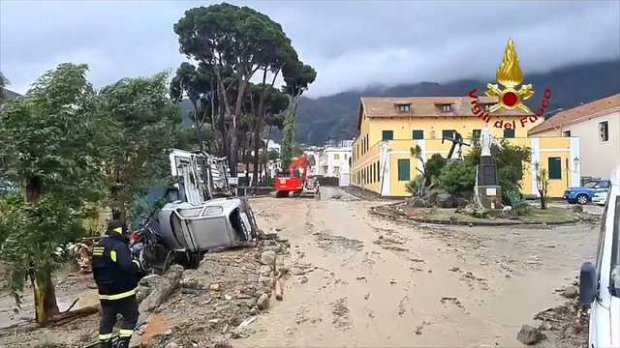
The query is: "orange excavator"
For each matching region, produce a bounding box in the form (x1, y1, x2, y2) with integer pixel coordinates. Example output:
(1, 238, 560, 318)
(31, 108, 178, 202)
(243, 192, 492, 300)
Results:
(274, 154, 320, 199)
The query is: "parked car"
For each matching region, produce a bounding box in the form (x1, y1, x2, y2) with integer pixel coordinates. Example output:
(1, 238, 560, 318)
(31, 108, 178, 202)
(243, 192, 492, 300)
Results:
(579, 165, 619, 347)
(564, 179, 611, 205)
(592, 190, 609, 206)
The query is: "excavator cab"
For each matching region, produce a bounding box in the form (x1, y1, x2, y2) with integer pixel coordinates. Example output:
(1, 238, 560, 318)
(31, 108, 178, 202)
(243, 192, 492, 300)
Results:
(274, 154, 321, 199)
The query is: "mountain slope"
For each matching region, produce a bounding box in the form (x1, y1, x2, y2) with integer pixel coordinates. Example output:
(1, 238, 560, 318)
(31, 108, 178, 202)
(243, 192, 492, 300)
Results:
(296, 59, 620, 145)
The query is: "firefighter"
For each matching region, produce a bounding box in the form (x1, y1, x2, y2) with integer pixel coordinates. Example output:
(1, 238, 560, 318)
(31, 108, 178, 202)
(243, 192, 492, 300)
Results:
(92, 220, 143, 348)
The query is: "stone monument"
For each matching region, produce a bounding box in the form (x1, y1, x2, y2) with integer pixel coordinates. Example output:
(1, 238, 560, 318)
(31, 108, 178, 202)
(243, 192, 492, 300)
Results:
(476, 126, 502, 209)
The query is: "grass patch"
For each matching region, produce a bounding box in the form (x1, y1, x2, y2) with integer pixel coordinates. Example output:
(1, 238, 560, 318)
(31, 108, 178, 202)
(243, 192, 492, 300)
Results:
(403, 206, 578, 225)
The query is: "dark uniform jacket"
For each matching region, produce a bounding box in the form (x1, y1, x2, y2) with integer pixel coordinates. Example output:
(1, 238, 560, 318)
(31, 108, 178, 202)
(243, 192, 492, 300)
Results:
(92, 234, 141, 300)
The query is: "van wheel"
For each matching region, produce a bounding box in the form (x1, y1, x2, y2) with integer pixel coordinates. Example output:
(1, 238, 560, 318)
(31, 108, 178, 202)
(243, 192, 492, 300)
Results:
(576, 194, 589, 205)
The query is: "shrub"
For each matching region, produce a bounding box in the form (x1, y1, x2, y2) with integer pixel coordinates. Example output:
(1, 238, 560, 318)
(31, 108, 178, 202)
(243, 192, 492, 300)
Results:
(505, 190, 531, 215)
(405, 175, 426, 197)
(425, 154, 446, 186)
(438, 162, 476, 195)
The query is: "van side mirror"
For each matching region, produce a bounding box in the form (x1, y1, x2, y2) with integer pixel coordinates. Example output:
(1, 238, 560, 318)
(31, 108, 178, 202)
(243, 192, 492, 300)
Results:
(579, 261, 597, 310)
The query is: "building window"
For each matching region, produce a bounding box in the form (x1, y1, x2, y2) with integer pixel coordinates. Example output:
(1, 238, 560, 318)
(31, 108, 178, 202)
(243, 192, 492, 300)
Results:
(376, 161, 380, 182)
(366, 134, 369, 152)
(334, 166, 340, 176)
(503, 128, 515, 138)
(442, 130, 456, 140)
(563, 130, 571, 137)
(472, 129, 481, 139)
(397, 159, 410, 181)
(440, 104, 453, 112)
(548, 157, 562, 180)
(334, 153, 340, 160)
(382, 130, 394, 141)
(344, 154, 348, 159)
(412, 130, 424, 140)
(599, 121, 609, 142)
(397, 104, 411, 113)
(484, 104, 493, 111)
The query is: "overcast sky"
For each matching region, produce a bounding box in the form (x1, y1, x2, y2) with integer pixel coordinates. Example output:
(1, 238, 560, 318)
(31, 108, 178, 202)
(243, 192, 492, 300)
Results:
(1, 1, 619, 97)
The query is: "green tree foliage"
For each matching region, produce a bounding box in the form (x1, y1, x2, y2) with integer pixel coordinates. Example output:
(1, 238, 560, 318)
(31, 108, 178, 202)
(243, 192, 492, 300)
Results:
(0, 63, 104, 325)
(424, 154, 446, 187)
(0, 71, 8, 106)
(438, 162, 477, 195)
(173, 3, 308, 176)
(281, 59, 317, 169)
(245, 83, 289, 185)
(466, 139, 531, 201)
(97, 73, 182, 220)
(170, 62, 217, 153)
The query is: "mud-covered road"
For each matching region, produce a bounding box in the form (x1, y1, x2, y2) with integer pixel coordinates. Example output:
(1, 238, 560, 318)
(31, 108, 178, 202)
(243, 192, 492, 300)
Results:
(238, 187, 597, 347)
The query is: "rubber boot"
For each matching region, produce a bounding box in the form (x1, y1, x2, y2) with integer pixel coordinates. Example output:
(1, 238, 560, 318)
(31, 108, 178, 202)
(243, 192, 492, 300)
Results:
(115, 338, 130, 348)
(99, 340, 113, 348)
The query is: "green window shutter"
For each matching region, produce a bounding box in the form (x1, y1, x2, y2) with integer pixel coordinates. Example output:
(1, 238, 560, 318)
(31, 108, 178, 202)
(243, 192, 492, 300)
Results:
(548, 157, 562, 179)
(412, 130, 424, 140)
(382, 130, 394, 141)
(503, 128, 515, 138)
(473, 129, 481, 139)
(398, 159, 410, 181)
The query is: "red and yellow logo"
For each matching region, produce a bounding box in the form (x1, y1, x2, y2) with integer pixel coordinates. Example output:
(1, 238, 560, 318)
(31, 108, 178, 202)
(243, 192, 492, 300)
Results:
(469, 39, 552, 128)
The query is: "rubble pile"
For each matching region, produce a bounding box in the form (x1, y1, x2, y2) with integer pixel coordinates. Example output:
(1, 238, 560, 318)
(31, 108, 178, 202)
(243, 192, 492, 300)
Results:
(520, 284, 588, 347)
(138, 234, 291, 347)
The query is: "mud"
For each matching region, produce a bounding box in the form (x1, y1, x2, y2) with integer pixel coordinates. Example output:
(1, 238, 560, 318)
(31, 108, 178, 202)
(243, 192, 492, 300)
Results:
(0, 187, 597, 347)
(236, 187, 597, 348)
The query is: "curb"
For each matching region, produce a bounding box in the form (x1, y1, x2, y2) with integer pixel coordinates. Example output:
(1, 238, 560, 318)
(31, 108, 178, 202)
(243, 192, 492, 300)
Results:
(370, 205, 581, 227)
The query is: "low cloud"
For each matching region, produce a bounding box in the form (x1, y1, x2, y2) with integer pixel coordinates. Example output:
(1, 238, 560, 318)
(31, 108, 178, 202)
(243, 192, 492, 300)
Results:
(1, 1, 618, 97)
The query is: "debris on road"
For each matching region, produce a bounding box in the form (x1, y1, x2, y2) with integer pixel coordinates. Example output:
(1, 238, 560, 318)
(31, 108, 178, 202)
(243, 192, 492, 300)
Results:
(517, 324, 546, 345)
(561, 286, 578, 299)
(415, 321, 430, 335)
(315, 232, 364, 253)
(331, 297, 351, 329)
(528, 285, 588, 347)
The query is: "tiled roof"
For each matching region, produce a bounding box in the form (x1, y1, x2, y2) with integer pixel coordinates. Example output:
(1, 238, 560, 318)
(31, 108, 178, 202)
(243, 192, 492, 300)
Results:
(360, 96, 531, 118)
(529, 93, 620, 135)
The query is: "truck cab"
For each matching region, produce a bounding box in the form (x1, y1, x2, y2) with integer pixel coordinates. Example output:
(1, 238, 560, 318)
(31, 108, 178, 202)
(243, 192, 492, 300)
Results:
(580, 165, 620, 348)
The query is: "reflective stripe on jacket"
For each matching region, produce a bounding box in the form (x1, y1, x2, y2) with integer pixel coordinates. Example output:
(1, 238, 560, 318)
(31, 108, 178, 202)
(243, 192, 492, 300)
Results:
(92, 234, 140, 300)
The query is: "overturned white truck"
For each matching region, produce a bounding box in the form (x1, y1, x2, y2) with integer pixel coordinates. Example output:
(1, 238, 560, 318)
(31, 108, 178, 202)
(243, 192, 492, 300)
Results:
(134, 150, 258, 272)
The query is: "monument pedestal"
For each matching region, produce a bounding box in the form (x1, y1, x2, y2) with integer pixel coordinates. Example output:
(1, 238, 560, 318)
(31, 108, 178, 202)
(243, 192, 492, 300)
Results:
(477, 185, 502, 210)
(477, 155, 501, 209)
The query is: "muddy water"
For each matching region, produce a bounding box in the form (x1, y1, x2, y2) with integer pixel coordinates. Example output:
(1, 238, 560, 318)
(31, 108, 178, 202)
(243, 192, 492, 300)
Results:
(238, 187, 597, 347)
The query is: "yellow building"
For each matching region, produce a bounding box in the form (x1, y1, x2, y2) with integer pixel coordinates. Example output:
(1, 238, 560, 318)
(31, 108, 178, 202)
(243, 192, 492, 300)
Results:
(351, 96, 580, 198)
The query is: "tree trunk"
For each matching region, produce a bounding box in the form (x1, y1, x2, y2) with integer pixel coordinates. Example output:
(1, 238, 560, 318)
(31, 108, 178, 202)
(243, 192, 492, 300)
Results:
(252, 70, 268, 189)
(32, 265, 59, 326)
(25, 177, 61, 326)
(539, 190, 547, 210)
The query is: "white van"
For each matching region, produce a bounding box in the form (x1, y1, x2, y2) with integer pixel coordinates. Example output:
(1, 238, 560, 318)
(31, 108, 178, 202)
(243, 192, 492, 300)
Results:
(580, 164, 620, 348)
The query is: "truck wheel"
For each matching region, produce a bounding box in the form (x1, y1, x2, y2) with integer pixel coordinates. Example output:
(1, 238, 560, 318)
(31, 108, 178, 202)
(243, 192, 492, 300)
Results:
(576, 194, 589, 205)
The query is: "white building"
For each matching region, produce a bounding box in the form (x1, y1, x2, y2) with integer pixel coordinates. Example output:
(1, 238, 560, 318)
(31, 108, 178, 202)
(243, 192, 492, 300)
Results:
(320, 147, 351, 178)
(530, 93, 620, 179)
(265, 139, 281, 154)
